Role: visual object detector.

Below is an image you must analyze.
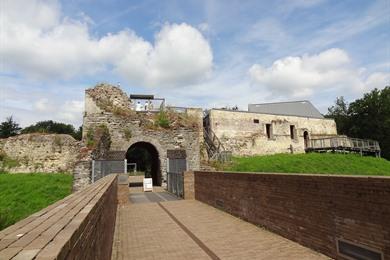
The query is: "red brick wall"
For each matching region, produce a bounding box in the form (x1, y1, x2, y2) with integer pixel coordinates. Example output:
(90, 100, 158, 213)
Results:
(194, 171, 390, 259)
(0, 175, 118, 259)
(66, 176, 118, 260)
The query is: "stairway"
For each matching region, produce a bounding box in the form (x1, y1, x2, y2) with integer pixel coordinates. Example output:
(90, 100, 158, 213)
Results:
(203, 127, 232, 162)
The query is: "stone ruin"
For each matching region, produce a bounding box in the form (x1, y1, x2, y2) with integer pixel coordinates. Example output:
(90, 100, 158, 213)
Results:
(0, 83, 341, 191)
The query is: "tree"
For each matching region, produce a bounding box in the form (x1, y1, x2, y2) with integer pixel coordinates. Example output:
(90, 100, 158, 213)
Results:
(74, 126, 83, 141)
(325, 96, 350, 135)
(348, 87, 390, 159)
(326, 87, 390, 160)
(0, 116, 21, 138)
(21, 120, 82, 140)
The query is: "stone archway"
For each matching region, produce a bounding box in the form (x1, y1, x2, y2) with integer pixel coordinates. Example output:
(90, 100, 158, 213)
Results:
(126, 142, 161, 186)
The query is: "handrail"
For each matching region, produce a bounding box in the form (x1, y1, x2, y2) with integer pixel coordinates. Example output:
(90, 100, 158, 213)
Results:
(308, 136, 380, 151)
(203, 127, 231, 162)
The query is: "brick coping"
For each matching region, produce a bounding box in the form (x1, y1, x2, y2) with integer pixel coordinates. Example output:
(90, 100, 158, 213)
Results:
(0, 174, 117, 259)
(194, 170, 390, 179)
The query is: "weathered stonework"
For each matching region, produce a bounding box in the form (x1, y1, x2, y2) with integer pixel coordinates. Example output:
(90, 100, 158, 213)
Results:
(82, 84, 203, 186)
(207, 109, 337, 156)
(0, 134, 82, 173)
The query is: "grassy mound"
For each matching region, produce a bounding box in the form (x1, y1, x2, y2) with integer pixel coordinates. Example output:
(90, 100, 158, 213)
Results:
(225, 153, 390, 176)
(0, 173, 73, 230)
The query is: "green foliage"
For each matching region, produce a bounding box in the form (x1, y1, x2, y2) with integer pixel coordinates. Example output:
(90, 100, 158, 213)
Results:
(85, 124, 110, 149)
(0, 151, 20, 172)
(21, 120, 82, 140)
(326, 87, 390, 160)
(155, 111, 170, 128)
(2, 158, 20, 169)
(86, 128, 95, 148)
(0, 116, 21, 138)
(0, 173, 73, 230)
(325, 96, 350, 134)
(225, 153, 390, 176)
(74, 126, 83, 141)
(123, 129, 132, 140)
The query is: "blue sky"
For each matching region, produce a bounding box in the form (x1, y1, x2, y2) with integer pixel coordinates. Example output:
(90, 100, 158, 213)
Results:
(1, 0, 389, 127)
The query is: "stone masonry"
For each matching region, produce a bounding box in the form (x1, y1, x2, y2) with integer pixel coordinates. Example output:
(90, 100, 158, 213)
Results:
(207, 109, 337, 156)
(82, 84, 203, 186)
(0, 133, 82, 173)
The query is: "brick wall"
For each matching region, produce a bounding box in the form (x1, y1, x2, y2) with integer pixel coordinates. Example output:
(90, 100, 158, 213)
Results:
(194, 171, 390, 259)
(0, 174, 118, 260)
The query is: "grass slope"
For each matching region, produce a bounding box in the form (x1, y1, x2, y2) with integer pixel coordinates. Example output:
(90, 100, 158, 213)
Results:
(0, 173, 73, 230)
(225, 153, 390, 176)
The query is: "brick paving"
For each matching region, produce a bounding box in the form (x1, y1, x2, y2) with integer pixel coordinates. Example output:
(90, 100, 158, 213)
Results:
(112, 191, 329, 260)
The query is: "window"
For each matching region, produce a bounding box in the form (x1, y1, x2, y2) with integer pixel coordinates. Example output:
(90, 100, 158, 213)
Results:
(290, 125, 296, 139)
(253, 119, 259, 124)
(266, 124, 272, 139)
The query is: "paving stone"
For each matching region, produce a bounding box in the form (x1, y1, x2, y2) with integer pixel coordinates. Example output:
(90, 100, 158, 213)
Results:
(112, 191, 329, 259)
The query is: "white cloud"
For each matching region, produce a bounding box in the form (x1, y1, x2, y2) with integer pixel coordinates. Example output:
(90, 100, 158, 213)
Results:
(0, 76, 85, 127)
(112, 23, 213, 87)
(198, 23, 209, 32)
(0, 0, 213, 87)
(365, 72, 390, 90)
(34, 98, 50, 111)
(249, 48, 388, 98)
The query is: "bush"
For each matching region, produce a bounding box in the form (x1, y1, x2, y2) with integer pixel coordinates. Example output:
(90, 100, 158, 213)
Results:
(86, 128, 95, 148)
(123, 129, 132, 140)
(156, 111, 170, 128)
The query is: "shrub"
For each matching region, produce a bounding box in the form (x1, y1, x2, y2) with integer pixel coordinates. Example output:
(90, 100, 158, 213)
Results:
(123, 129, 132, 140)
(86, 128, 95, 148)
(156, 111, 170, 128)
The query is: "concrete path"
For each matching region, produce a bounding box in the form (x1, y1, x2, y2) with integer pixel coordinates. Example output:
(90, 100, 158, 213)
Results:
(112, 191, 329, 260)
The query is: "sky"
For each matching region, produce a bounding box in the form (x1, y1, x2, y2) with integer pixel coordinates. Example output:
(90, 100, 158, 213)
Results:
(0, 0, 389, 127)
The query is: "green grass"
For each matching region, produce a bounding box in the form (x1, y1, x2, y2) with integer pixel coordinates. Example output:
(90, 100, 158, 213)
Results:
(0, 173, 73, 230)
(224, 153, 390, 176)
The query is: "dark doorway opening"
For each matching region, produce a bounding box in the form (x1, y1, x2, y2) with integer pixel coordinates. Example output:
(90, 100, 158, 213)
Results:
(304, 131, 309, 149)
(126, 142, 161, 186)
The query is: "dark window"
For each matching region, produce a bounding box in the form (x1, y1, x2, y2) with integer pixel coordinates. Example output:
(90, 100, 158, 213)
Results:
(253, 119, 259, 124)
(266, 124, 272, 139)
(290, 125, 296, 139)
(337, 239, 383, 260)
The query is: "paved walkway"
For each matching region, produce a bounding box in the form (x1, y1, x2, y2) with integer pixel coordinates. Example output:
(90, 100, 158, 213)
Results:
(112, 190, 329, 260)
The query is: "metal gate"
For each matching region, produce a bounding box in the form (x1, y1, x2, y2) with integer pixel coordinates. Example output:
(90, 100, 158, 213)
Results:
(92, 160, 127, 182)
(166, 150, 187, 198)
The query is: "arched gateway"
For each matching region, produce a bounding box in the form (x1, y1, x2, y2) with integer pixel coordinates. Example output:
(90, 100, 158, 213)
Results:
(126, 142, 161, 186)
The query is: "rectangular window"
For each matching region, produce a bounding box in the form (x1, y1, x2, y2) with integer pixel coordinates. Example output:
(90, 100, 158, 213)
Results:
(253, 119, 259, 124)
(290, 125, 296, 139)
(266, 124, 272, 139)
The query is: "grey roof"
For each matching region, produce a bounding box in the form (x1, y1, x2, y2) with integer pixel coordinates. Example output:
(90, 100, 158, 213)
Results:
(248, 100, 324, 119)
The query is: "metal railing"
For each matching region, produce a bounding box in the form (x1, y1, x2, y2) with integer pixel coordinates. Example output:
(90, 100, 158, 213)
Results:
(129, 97, 165, 112)
(204, 127, 232, 162)
(92, 160, 126, 182)
(308, 136, 380, 152)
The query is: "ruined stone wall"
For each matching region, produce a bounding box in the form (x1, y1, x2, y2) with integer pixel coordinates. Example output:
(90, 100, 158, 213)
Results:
(0, 134, 82, 173)
(83, 84, 202, 184)
(209, 109, 337, 156)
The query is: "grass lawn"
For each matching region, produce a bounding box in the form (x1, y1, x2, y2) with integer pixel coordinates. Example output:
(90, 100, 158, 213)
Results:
(224, 153, 390, 176)
(0, 173, 73, 230)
